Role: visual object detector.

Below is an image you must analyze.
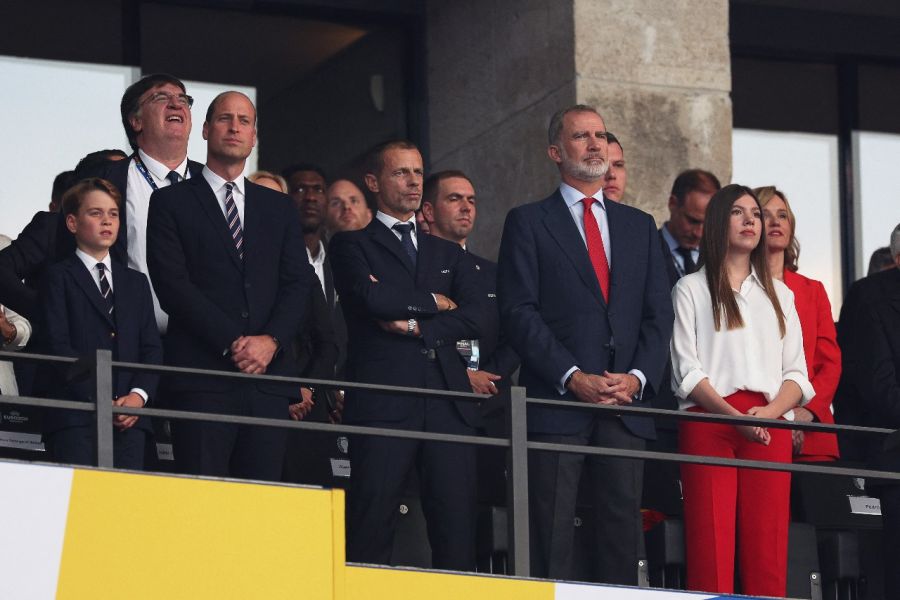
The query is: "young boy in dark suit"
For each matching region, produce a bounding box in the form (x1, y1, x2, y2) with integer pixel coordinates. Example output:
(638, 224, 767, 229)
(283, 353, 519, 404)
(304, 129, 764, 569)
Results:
(41, 178, 162, 469)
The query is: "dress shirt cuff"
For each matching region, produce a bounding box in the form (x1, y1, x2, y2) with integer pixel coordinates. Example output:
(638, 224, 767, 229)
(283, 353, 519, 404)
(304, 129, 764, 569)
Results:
(676, 369, 708, 401)
(130, 388, 149, 406)
(784, 374, 816, 407)
(782, 409, 796, 422)
(558, 366, 579, 395)
(628, 369, 646, 401)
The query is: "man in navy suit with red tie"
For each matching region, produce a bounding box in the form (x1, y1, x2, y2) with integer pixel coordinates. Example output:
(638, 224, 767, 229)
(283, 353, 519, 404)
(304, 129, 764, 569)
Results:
(497, 105, 673, 584)
(147, 92, 311, 481)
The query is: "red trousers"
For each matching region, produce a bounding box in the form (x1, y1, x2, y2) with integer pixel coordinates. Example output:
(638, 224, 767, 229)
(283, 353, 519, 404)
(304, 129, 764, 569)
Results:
(679, 390, 791, 597)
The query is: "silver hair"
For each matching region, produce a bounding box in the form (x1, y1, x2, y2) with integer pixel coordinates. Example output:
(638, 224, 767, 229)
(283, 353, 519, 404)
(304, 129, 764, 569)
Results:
(547, 104, 603, 146)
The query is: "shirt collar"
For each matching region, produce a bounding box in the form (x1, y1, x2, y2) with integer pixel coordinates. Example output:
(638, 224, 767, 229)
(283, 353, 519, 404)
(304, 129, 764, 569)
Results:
(202, 165, 245, 196)
(375, 210, 416, 233)
(75, 248, 112, 273)
(660, 223, 680, 253)
(307, 239, 326, 265)
(138, 148, 189, 182)
(748, 265, 765, 288)
(559, 182, 606, 212)
(736, 266, 766, 295)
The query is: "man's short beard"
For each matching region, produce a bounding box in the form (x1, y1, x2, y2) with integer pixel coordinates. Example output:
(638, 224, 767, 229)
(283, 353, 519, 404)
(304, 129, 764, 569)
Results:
(559, 147, 608, 181)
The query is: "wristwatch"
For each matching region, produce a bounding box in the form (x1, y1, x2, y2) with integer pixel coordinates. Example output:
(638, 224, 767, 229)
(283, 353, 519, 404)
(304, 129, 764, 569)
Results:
(407, 319, 417, 336)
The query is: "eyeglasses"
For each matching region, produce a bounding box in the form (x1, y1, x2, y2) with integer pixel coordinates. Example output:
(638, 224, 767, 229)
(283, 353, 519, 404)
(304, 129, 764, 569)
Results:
(140, 91, 194, 108)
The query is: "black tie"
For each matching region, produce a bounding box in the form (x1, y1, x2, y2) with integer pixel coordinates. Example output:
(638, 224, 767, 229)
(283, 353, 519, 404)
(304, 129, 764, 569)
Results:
(676, 247, 697, 275)
(97, 263, 114, 317)
(166, 171, 182, 185)
(393, 222, 417, 267)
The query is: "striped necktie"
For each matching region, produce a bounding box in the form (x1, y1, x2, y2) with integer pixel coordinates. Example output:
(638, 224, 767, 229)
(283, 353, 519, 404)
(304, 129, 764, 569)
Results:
(97, 263, 114, 317)
(224, 182, 244, 260)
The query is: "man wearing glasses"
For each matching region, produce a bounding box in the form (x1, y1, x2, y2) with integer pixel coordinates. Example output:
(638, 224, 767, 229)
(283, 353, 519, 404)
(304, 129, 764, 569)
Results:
(0, 73, 201, 334)
(99, 73, 204, 334)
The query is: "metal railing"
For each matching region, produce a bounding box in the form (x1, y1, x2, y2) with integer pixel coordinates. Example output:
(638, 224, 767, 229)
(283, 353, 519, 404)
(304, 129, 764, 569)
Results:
(1, 348, 898, 579)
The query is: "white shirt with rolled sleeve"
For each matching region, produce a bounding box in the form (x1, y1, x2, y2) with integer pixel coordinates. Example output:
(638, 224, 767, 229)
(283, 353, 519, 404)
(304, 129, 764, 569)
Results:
(670, 267, 815, 417)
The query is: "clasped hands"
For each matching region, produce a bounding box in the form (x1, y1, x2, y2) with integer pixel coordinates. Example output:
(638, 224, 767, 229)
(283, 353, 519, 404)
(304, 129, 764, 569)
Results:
(112, 392, 144, 431)
(230, 335, 277, 375)
(739, 403, 784, 446)
(566, 370, 640, 405)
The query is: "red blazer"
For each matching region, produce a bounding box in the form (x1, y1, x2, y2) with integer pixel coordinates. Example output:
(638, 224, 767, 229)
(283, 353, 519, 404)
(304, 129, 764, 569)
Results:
(784, 270, 841, 460)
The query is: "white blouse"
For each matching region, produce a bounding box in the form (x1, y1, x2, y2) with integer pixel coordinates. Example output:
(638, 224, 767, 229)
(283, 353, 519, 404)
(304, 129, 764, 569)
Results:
(670, 267, 814, 414)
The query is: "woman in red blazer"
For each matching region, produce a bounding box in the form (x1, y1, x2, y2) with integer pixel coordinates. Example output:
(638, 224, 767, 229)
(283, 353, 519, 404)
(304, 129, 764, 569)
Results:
(756, 186, 841, 461)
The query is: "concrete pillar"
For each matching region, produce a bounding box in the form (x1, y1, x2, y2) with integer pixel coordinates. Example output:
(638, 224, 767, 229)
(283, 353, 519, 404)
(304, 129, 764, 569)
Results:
(426, 0, 731, 258)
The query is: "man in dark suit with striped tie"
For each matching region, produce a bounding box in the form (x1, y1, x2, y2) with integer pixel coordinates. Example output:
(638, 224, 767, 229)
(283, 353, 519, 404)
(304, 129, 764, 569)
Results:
(147, 92, 312, 481)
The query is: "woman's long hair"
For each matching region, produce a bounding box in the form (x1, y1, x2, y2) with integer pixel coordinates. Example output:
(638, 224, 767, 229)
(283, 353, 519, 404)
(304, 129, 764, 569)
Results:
(753, 185, 800, 272)
(698, 184, 787, 337)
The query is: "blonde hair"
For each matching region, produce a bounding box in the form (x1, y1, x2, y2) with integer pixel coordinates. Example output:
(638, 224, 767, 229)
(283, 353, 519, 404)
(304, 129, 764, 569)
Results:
(754, 186, 800, 272)
(248, 171, 288, 193)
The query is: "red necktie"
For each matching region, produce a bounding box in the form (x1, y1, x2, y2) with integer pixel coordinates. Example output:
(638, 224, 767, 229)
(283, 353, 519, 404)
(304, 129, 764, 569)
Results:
(581, 197, 610, 302)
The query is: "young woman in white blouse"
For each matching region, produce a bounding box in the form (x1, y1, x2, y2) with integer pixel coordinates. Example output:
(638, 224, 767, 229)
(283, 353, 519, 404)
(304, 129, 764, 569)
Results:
(670, 184, 814, 597)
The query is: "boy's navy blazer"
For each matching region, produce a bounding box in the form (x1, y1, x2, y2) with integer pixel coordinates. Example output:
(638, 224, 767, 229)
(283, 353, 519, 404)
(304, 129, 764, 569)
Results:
(41, 254, 162, 433)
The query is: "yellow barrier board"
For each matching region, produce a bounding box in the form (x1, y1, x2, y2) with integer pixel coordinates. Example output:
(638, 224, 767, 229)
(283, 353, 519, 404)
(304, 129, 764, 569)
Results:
(56, 469, 345, 600)
(346, 565, 554, 600)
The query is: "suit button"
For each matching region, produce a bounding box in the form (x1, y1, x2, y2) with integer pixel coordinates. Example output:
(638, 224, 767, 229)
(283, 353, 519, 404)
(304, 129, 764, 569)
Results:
(241, 311, 249, 318)
(407, 305, 413, 310)
(420, 349, 429, 355)
(110, 332, 116, 338)
(245, 283, 251, 290)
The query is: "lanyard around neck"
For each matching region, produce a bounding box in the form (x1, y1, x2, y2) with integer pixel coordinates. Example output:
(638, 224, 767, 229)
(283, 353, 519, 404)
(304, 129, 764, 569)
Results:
(133, 154, 187, 191)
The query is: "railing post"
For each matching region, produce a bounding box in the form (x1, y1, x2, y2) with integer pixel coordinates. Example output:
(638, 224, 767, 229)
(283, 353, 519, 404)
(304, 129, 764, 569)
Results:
(94, 349, 114, 468)
(507, 385, 530, 577)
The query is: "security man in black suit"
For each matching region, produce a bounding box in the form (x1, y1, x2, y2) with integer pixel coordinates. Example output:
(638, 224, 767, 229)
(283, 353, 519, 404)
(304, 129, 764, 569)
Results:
(147, 92, 311, 481)
(329, 141, 487, 571)
(419, 170, 519, 394)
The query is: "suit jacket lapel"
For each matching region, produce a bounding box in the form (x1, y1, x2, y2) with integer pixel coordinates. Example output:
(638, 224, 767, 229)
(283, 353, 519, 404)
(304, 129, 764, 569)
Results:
(368, 220, 416, 276)
(415, 233, 435, 288)
(68, 257, 115, 328)
(541, 192, 605, 307)
(110, 260, 131, 335)
(606, 199, 634, 306)
(193, 177, 243, 270)
(323, 254, 337, 308)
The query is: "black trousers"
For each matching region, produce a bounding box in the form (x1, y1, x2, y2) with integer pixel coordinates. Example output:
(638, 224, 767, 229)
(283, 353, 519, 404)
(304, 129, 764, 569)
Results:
(171, 385, 289, 482)
(47, 425, 146, 470)
(528, 416, 645, 584)
(346, 362, 477, 571)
